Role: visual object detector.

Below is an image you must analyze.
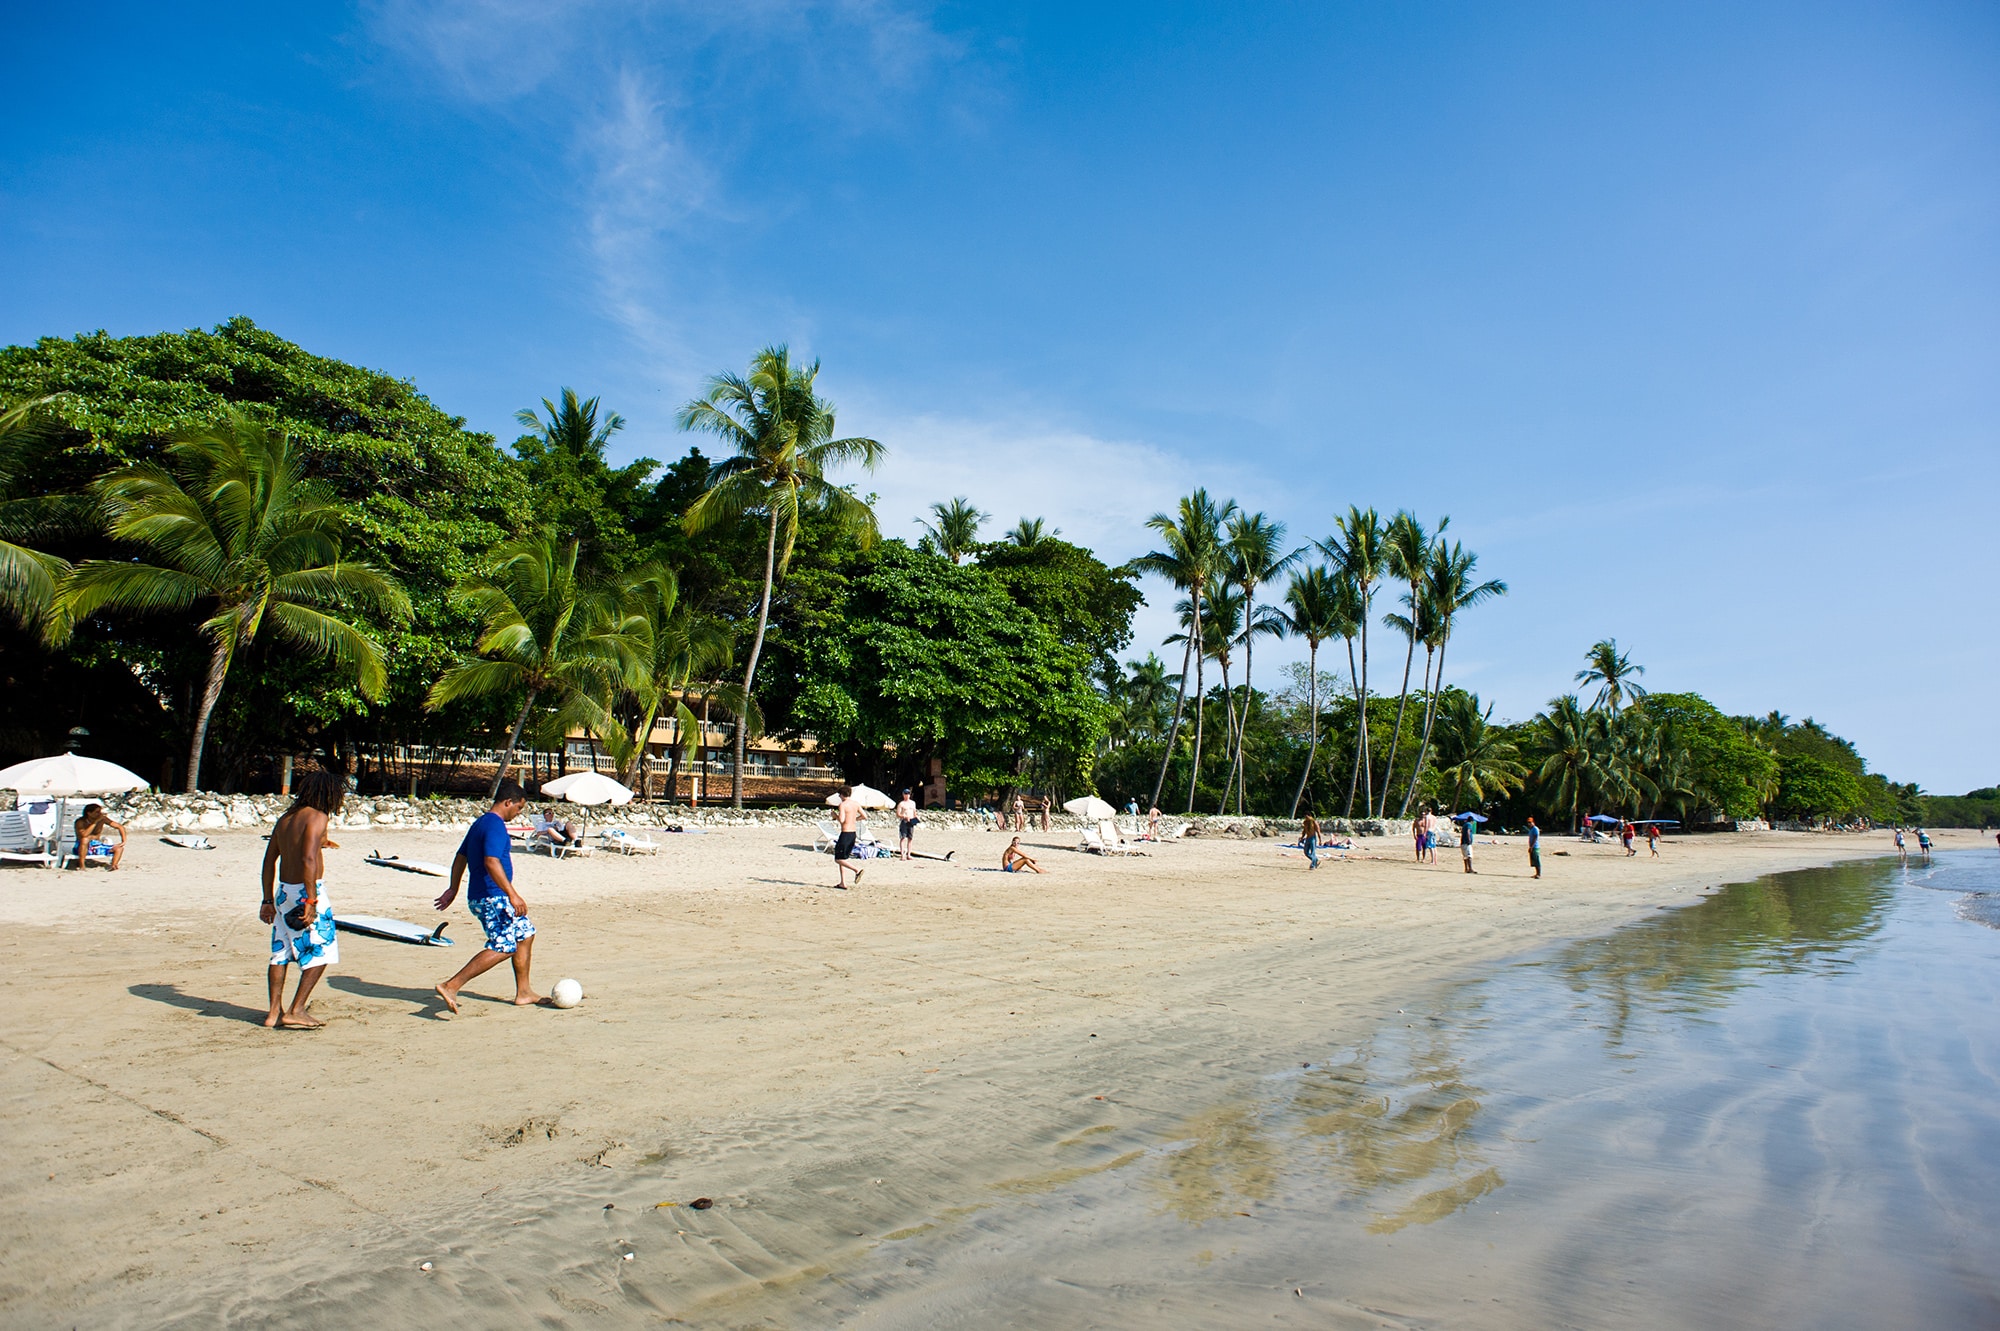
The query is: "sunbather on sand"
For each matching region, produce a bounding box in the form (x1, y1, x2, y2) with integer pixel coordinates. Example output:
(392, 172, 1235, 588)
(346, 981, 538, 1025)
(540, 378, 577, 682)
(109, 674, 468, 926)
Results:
(1002, 837, 1044, 874)
(72, 803, 126, 871)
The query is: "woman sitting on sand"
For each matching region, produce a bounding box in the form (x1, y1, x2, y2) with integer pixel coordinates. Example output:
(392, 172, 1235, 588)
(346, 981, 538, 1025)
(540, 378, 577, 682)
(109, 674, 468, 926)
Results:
(1001, 837, 1044, 874)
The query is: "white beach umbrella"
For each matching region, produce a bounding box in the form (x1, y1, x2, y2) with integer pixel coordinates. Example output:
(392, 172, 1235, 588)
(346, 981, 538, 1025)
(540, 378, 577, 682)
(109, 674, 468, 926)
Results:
(847, 784, 895, 809)
(1063, 795, 1116, 821)
(540, 771, 634, 806)
(0, 753, 150, 798)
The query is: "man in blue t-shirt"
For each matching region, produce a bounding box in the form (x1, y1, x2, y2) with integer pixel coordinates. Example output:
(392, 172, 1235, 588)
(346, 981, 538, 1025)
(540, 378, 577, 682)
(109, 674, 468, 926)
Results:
(1526, 816, 1541, 880)
(432, 778, 547, 1012)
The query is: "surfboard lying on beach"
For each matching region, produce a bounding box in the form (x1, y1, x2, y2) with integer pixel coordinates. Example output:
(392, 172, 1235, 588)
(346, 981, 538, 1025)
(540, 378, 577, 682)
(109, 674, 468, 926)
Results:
(365, 853, 450, 877)
(335, 915, 453, 946)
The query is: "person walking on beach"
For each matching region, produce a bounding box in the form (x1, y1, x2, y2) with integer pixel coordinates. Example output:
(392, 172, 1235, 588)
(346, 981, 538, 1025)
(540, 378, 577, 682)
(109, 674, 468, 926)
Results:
(1526, 816, 1542, 880)
(1302, 812, 1322, 870)
(71, 802, 127, 871)
(1458, 815, 1477, 874)
(1147, 806, 1162, 841)
(895, 789, 918, 861)
(259, 770, 345, 1029)
(432, 779, 547, 1012)
(1002, 836, 1044, 873)
(1647, 823, 1661, 857)
(1917, 828, 1932, 861)
(1422, 808, 1439, 864)
(1895, 828, 1907, 863)
(1412, 815, 1424, 863)
(1621, 821, 1637, 856)
(832, 785, 867, 888)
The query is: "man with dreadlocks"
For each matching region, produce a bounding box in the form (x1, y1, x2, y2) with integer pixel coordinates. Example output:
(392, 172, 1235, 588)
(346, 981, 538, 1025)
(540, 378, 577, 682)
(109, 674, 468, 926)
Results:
(259, 770, 346, 1030)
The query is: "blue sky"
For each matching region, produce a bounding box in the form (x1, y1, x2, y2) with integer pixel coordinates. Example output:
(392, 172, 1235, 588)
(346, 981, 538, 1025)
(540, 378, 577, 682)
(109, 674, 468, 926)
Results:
(6, 2, 1996, 792)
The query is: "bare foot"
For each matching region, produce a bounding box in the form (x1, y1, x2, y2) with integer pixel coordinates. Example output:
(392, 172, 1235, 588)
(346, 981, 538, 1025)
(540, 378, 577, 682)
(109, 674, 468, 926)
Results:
(278, 1012, 323, 1030)
(433, 984, 460, 1014)
(512, 992, 547, 1007)
(262, 1011, 283, 1029)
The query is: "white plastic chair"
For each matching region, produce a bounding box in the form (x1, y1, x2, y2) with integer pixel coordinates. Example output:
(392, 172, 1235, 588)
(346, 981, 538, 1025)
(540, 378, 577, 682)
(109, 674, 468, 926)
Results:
(0, 811, 55, 868)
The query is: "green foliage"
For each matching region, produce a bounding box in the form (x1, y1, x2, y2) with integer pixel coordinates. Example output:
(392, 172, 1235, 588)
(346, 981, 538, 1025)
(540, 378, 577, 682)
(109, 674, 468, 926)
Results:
(1922, 785, 2000, 828)
(791, 542, 1110, 794)
(977, 537, 1142, 681)
(1637, 692, 1778, 820)
(1772, 753, 1866, 821)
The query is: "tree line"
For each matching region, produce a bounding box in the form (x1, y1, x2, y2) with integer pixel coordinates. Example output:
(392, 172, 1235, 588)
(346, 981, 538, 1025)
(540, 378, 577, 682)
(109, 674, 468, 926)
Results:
(0, 319, 1952, 823)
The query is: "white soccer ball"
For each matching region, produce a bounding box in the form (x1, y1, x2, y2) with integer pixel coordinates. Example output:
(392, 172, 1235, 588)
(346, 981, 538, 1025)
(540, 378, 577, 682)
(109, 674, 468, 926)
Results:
(550, 977, 584, 1009)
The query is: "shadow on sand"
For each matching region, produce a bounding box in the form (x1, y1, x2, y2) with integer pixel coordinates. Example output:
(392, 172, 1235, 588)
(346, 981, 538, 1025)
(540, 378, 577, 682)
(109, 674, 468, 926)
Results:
(127, 982, 268, 1025)
(327, 974, 454, 1015)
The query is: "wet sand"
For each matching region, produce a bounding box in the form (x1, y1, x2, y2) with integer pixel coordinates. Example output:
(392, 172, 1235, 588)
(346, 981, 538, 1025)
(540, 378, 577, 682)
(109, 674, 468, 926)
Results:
(0, 824, 1980, 1326)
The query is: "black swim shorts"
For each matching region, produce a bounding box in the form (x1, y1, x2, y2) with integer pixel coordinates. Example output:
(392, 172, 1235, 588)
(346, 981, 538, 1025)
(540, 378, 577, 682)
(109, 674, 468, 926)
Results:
(834, 831, 857, 860)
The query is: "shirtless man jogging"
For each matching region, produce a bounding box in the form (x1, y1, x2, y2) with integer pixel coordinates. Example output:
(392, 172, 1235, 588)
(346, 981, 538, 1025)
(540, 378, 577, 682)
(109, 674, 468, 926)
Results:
(432, 779, 546, 1011)
(833, 785, 867, 888)
(259, 771, 345, 1029)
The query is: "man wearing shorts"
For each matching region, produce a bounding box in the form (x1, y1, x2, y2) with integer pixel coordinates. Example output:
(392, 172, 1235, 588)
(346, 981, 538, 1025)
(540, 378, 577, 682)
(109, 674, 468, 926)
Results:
(433, 779, 546, 1011)
(833, 785, 866, 888)
(72, 803, 127, 871)
(259, 771, 345, 1029)
(895, 788, 918, 861)
(1458, 816, 1477, 874)
(1526, 816, 1541, 880)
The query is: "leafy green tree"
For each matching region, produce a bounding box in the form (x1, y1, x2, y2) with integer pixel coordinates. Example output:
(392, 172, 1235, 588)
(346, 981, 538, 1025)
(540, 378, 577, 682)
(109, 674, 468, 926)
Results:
(791, 542, 1109, 796)
(680, 346, 883, 807)
(66, 411, 410, 791)
(1004, 516, 1058, 548)
(424, 535, 641, 799)
(0, 396, 83, 639)
(1636, 692, 1779, 820)
(978, 536, 1141, 683)
(1134, 489, 1235, 812)
(915, 497, 987, 563)
(1432, 690, 1525, 812)
(1577, 638, 1647, 712)
(1773, 752, 1866, 822)
(513, 388, 657, 572)
(1112, 654, 1175, 745)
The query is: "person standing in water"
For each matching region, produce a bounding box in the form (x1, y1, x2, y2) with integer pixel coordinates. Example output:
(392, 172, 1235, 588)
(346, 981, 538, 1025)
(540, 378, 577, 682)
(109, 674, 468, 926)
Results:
(259, 770, 346, 1030)
(1895, 828, 1907, 863)
(432, 779, 546, 1012)
(1917, 828, 1933, 861)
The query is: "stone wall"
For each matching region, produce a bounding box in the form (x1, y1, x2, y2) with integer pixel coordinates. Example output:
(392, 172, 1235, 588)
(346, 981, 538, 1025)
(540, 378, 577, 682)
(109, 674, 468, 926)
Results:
(66, 793, 1419, 839)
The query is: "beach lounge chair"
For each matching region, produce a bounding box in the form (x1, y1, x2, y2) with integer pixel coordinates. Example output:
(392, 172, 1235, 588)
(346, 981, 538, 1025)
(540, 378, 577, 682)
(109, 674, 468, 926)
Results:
(813, 820, 842, 853)
(0, 811, 55, 868)
(597, 828, 658, 856)
(1081, 827, 1110, 854)
(53, 831, 115, 870)
(1096, 818, 1146, 855)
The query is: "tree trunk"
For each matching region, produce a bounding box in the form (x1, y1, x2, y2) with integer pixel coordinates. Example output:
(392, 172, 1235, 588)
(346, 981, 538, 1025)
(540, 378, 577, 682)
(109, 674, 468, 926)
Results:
(1378, 598, 1420, 817)
(1214, 654, 1237, 815)
(1187, 642, 1207, 814)
(733, 506, 781, 809)
(489, 687, 539, 801)
(1149, 629, 1197, 811)
(1232, 587, 1257, 815)
(1342, 635, 1362, 816)
(1402, 630, 1451, 815)
(1396, 643, 1438, 817)
(184, 634, 235, 793)
(1356, 583, 1373, 816)
(1289, 640, 1320, 817)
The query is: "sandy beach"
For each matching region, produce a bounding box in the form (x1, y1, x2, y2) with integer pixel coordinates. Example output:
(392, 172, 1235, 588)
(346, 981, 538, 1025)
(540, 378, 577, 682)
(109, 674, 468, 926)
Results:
(0, 822, 1982, 1327)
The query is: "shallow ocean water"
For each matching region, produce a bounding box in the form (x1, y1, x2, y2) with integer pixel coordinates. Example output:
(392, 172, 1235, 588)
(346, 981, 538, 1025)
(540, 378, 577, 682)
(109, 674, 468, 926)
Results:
(156, 852, 2000, 1328)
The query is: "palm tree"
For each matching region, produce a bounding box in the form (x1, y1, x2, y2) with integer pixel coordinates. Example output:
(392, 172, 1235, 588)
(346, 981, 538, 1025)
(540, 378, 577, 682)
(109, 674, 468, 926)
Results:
(1376, 511, 1445, 817)
(517, 387, 625, 457)
(1532, 695, 1605, 832)
(1119, 654, 1175, 744)
(67, 411, 410, 792)
(1397, 541, 1507, 817)
(1167, 577, 1247, 815)
(0, 396, 82, 640)
(1133, 489, 1236, 812)
(1577, 638, 1646, 712)
(1282, 564, 1348, 816)
(1430, 691, 1525, 812)
(916, 496, 987, 563)
(1318, 507, 1388, 816)
(680, 346, 884, 807)
(1219, 512, 1298, 814)
(425, 535, 640, 799)
(1005, 517, 1059, 548)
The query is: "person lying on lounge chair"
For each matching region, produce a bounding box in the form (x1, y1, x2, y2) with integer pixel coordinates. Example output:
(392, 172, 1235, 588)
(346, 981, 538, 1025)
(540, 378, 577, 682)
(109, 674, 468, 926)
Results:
(531, 807, 580, 846)
(1001, 837, 1045, 874)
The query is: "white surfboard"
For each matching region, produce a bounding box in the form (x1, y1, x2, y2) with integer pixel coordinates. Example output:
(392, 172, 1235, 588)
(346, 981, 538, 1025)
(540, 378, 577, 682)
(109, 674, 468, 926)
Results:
(335, 915, 454, 946)
(365, 854, 450, 877)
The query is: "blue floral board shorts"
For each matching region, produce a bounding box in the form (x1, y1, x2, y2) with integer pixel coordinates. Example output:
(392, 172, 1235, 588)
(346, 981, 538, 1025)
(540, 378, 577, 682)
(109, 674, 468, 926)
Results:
(271, 881, 338, 969)
(470, 893, 536, 954)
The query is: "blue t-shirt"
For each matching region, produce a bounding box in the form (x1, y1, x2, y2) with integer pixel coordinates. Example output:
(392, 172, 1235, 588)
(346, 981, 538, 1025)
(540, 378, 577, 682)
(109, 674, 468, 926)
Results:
(1527, 824, 1540, 850)
(459, 811, 513, 900)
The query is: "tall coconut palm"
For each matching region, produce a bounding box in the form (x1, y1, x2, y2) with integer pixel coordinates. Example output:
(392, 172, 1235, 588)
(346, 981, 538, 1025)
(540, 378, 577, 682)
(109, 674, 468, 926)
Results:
(1317, 507, 1388, 816)
(517, 387, 625, 457)
(1119, 654, 1176, 744)
(680, 346, 884, 807)
(916, 497, 987, 563)
(1532, 694, 1605, 832)
(1168, 577, 1247, 815)
(67, 411, 410, 792)
(1397, 542, 1507, 817)
(1282, 564, 1349, 816)
(425, 535, 641, 800)
(1133, 489, 1235, 811)
(1430, 691, 1525, 812)
(1005, 516, 1059, 548)
(1219, 512, 1298, 814)
(1376, 511, 1446, 816)
(1576, 638, 1646, 712)
(0, 396, 83, 640)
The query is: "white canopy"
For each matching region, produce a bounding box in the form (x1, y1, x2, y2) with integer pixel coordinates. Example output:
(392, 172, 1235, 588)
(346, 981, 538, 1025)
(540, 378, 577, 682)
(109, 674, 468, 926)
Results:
(539, 771, 634, 807)
(826, 784, 894, 809)
(0, 753, 150, 798)
(1063, 795, 1117, 821)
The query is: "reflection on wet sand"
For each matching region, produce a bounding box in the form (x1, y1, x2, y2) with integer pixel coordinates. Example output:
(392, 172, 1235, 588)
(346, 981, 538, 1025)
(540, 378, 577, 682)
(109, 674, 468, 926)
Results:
(1150, 1104, 1280, 1221)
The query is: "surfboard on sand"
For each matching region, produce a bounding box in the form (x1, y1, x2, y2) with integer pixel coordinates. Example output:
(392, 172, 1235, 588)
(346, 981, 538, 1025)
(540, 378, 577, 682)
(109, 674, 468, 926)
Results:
(336, 915, 454, 946)
(365, 853, 450, 877)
